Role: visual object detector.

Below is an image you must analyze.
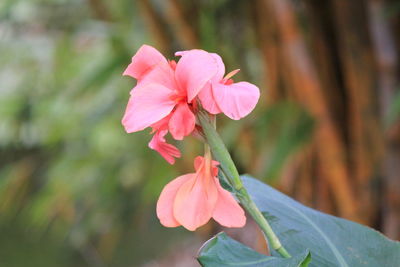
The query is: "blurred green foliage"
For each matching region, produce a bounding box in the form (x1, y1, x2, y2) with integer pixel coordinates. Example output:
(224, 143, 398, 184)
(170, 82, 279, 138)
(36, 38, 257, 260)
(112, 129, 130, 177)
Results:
(0, 0, 314, 266)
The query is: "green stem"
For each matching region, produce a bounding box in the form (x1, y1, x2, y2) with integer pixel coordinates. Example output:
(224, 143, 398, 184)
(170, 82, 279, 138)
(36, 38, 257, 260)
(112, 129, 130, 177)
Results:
(198, 112, 291, 258)
(236, 187, 291, 258)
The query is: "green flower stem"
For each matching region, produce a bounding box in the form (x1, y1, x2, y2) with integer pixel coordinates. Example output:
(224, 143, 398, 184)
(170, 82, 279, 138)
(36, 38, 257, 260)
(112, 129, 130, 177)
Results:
(198, 112, 291, 258)
(236, 189, 291, 258)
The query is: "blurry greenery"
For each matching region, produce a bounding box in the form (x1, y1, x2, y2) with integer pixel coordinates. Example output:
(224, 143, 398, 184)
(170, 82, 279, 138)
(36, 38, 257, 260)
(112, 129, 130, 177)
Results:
(0, 0, 188, 266)
(385, 88, 400, 129)
(0, 0, 315, 266)
(255, 102, 315, 182)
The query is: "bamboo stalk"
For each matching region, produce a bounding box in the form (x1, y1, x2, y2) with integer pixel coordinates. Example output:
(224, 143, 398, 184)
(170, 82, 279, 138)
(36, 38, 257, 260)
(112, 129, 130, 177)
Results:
(368, 0, 400, 239)
(137, 0, 172, 54)
(166, 0, 199, 49)
(253, 0, 282, 103)
(330, 0, 382, 224)
(264, 0, 359, 221)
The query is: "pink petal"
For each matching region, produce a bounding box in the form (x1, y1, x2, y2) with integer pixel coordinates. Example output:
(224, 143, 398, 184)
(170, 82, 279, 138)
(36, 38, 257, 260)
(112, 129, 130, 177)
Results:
(197, 53, 226, 114)
(148, 130, 181, 164)
(123, 45, 167, 80)
(150, 114, 171, 132)
(156, 174, 192, 227)
(122, 83, 176, 133)
(175, 50, 219, 102)
(176, 51, 225, 81)
(212, 178, 246, 228)
(212, 81, 260, 120)
(136, 61, 177, 90)
(198, 82, 222, 114)
(168, 103, 195, 140)
(173, 171, 218, 231)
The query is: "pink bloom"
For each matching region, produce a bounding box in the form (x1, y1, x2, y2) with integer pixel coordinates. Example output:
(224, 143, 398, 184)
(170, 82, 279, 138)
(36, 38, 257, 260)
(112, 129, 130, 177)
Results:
(156, 155, 246, 231)
(194, 53, 260, 120)
(122, 45, 220, 163)
(122, 45, 260, 164)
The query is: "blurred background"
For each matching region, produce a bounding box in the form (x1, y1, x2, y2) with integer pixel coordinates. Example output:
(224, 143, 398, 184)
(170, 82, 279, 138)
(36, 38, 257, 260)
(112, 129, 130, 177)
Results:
(1, 0, 400, 266)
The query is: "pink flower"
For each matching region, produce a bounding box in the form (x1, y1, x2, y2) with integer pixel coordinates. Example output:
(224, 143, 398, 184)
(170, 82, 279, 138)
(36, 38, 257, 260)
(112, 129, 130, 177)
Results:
(156, 155, 246, 231)
(122, 45, 260, 164)
(122, 45, 220, 163)
(194, 53, 260, 120)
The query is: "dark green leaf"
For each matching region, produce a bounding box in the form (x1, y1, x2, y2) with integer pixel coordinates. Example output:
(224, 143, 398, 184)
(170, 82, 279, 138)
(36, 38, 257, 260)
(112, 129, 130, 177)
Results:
(217, 167, 235, 193)
(242, 175, 400, 267)
(198, 232, 311, 267)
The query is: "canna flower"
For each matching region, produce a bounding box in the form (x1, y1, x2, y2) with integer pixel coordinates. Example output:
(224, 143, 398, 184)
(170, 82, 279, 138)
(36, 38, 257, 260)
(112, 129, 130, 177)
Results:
(156, 155, 246, 231)
(196, 54, 260, 120)
(122, 45, 220, 164)
(122, 45, 260, 164)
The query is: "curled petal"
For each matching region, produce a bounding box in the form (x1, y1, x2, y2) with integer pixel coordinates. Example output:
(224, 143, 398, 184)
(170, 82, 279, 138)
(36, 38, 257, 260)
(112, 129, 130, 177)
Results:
(209, 53, 225, 82)
(123, 45, 167, 80)
(122, 83, 175, 133)
(212, 81, 260, 120)
(173, 171, 218, 231)
(156, 174, 192, 227)
(168, 103, 195, 140)
(175, 50, 219, 102)
(149, 130, 181, 164)
(212, 178, 246, 228)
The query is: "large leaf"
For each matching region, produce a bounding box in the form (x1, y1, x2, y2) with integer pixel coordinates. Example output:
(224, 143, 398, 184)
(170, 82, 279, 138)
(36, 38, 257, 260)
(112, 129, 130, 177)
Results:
(241, 175, 400, 267)
(198, 232, 311, 267)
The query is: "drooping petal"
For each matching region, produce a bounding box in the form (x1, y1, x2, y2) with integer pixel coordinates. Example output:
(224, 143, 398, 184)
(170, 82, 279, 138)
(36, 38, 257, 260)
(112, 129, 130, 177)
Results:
(123, 45, 167, 80)
(122, 83, 176, 133)
(212, 178, 246, 228)
(173, 170, 218, 231)
(156, 174, 192, 227)
(150, 114, 171, 132)
(175, 50, 219, 102)
(148, 130, 181, 164)
(198, 82, 222, 114)
(212, 81, 260, 120)
(168, 103, 196, 140)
